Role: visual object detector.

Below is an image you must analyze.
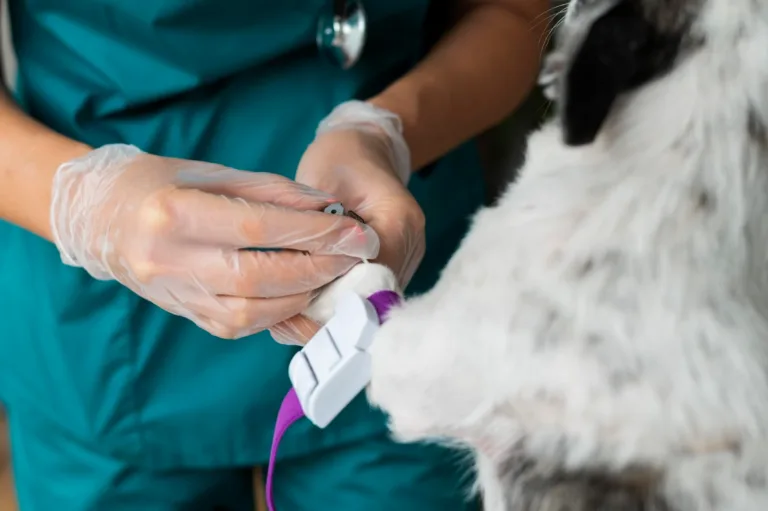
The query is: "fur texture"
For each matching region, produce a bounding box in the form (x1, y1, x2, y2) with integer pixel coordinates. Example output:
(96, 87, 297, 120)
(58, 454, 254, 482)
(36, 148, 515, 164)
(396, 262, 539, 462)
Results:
(304, 262, 399, 323)
(359, 0, 768, 509)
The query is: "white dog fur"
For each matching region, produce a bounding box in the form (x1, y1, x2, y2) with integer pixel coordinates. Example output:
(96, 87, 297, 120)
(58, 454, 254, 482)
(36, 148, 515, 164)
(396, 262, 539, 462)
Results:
(303, 263, 400, 324)
(308, 0, 768, 509)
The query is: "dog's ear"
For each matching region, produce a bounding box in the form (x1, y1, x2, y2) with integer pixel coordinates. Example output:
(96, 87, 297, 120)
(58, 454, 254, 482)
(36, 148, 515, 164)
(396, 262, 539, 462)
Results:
(560, 0, 682, 146)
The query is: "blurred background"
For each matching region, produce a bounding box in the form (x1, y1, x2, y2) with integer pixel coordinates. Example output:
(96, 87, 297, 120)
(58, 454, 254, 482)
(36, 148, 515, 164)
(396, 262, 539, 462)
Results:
(1, 6, 13, 509)
(1, 1, 12, 88)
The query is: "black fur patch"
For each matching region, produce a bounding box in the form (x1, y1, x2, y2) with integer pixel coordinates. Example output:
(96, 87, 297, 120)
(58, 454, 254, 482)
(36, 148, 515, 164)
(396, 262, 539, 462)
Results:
(747, 107, 767, 143)
(561, 0, 685, 146)
(695, 190, 714, 212)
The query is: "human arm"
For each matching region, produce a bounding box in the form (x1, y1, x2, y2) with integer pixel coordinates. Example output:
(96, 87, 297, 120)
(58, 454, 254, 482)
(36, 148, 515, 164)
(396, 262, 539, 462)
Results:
(0, 86, 93, 240)
(0, 101, 378, 337)
(0, 0, 91, 239)
(0, 22, 378, 339)
(269, 0, 549, 343)
(370, 0, 549, 171)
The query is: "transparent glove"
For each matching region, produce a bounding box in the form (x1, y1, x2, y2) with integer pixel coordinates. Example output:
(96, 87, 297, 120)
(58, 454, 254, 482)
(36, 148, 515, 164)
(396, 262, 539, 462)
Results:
(50, 144, 380, 339)
(270, 101, 425, 344)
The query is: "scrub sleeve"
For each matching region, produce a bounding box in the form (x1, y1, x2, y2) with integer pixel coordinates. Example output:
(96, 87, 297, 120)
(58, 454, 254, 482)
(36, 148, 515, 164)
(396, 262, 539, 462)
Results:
(0, 0, 485, 509)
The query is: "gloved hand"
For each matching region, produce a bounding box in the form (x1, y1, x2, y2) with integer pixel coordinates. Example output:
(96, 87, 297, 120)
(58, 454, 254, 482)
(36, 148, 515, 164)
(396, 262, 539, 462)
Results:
(50, 144, 380, 339)
(269, 101, 426, 344)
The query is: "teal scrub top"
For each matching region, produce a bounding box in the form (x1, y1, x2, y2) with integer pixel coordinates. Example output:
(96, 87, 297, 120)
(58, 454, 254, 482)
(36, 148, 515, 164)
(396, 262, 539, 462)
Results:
(0, 0, 484, 470)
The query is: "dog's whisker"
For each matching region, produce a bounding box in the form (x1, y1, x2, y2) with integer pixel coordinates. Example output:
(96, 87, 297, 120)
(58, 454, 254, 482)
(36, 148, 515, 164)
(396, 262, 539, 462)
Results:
(538, 18, 564, 58)
(536, 13, 565, 46)
(530, 3, 568, 32)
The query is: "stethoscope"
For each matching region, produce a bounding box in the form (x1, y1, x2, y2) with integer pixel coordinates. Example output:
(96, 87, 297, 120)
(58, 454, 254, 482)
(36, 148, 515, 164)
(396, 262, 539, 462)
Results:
(316, 0, 367, 69)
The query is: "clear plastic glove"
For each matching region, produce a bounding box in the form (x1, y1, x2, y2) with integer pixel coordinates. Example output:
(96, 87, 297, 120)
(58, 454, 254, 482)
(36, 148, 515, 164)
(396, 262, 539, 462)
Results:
(269, 101, 426, 344)
(50, 144, 380, 339)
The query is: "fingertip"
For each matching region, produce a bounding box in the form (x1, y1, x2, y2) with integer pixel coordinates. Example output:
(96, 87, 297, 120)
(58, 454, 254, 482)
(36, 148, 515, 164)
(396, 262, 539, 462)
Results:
(327, 222, 381, 259)
(268, 327, 301, 345)
(269, 315, 320, 346)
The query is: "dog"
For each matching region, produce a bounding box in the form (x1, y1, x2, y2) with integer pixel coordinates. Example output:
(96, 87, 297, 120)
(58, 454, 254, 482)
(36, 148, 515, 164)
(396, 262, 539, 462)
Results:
(309, 0, 768, 509)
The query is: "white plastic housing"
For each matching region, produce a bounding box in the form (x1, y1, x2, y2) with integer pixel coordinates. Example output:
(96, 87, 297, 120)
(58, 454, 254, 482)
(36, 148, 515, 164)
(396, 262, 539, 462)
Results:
(288, 291, 381, 428)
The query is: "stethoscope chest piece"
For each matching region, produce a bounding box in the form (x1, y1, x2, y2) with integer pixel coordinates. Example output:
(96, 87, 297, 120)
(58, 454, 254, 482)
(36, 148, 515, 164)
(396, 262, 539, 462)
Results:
(316, 0, 367, 70)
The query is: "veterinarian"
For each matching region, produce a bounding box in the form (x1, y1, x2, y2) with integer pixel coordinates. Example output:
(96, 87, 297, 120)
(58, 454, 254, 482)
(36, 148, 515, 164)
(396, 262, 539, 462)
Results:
(0, 0, 546, 509)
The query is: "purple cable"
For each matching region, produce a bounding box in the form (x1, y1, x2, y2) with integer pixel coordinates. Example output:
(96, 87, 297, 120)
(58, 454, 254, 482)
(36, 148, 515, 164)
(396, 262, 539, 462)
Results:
(265, 290, 401, 511)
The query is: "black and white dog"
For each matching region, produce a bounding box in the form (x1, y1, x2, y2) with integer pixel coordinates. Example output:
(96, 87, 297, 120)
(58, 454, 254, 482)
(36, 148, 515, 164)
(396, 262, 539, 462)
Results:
(312, 0, 768, 509)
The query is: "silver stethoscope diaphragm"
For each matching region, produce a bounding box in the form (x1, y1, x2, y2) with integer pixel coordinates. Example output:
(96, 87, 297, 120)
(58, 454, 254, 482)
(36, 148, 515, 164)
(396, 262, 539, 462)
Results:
(316, 0, 367, 70)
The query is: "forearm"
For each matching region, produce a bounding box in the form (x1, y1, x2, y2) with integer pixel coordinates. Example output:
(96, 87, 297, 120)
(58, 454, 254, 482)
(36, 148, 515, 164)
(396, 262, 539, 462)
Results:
(0, 90, 92, 240)
(369, 0, 549, 170)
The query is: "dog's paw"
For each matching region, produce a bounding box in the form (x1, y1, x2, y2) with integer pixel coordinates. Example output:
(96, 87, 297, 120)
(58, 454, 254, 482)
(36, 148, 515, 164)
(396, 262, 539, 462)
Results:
(366, 284, 496, 444)
(303, 263, 399, 324)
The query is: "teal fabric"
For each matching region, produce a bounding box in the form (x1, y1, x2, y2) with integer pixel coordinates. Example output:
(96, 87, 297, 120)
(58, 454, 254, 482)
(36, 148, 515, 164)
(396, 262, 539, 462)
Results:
(8, 406, 476, 510)
(271, 434, 475, 511)
(0, 0, 484, 508)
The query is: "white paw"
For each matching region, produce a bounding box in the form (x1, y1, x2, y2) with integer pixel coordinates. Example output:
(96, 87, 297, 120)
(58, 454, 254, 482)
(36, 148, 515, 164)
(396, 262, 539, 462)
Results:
(303, 263, 399, 324)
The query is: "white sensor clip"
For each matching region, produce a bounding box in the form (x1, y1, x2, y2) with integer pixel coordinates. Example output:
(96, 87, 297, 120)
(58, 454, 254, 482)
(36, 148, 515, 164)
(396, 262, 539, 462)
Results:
(287, 292, 380, 428)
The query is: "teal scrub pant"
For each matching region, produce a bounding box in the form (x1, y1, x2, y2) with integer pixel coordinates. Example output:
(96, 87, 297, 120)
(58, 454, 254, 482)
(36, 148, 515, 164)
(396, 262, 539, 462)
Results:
(6, 409, 477, 511)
